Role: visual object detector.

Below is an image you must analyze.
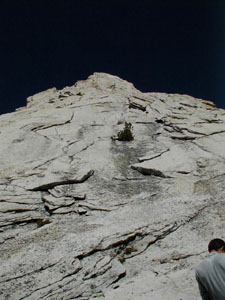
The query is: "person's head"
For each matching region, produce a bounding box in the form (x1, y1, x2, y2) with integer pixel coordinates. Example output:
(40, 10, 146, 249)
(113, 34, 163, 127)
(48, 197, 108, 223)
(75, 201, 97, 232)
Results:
(208, 238, 225, 253)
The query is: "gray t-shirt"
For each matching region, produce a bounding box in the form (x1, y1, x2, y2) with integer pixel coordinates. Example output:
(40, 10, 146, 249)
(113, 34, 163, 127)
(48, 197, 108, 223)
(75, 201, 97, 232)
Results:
(195, 252, 225, 300)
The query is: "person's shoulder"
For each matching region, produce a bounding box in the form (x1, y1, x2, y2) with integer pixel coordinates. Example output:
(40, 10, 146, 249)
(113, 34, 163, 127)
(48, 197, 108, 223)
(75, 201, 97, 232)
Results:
(214, 253, 225, 264)
(195, 259, 206, 274)
(195, 255, 212, 274)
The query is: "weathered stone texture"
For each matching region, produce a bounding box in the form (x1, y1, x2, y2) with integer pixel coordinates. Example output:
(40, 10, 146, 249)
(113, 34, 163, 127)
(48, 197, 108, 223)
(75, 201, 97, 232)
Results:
(0, 73, 225, 299)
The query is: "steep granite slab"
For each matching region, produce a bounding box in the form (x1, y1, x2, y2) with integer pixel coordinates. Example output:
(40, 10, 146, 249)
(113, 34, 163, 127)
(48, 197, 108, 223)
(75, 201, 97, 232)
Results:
(131, 143, 214, 177)
(0, 73, 225, 300)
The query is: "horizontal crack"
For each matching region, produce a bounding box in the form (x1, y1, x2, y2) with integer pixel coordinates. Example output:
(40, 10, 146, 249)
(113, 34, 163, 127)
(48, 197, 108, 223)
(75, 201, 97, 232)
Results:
(11, 261, 82, 300)
(155, 252, 204, 264)
(0, 217, 42, 228)
(78, 203, 112, 212)
(0, 261, 59, 284)
(125, 223, 181, 259)
(28, 170, 94, 191)
(31, 112, 75, 132)
(75, 228, 149, 260)
(198, 130, 225, 138)
(126, 204, 209, 260)
(129, 102, 146, 111)
(138, 149, 169, 162)
(171, 135, 197, 141)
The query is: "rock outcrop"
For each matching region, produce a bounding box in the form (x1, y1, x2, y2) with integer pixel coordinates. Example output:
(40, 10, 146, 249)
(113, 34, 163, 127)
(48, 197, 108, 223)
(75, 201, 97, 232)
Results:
(1, 73, 225, 300)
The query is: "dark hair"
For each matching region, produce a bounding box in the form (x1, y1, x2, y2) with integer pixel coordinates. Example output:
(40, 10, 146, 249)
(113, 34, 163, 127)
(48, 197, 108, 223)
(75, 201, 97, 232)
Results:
(208, 238, 225, 252)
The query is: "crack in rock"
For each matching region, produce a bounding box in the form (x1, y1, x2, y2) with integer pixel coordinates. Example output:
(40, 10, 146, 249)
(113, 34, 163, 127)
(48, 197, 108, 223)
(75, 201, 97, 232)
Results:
(0, 212, 43, 228)
(1, 73, 225, 300)
(154, 252, 204, 264)
(27, 169, 94, 191)
(78, 203, 113, 212)
(131, 165, 167, 178)
(1, 257, 82, 300)
(138, 149, 169, 162)
(31, 113, 75, 132)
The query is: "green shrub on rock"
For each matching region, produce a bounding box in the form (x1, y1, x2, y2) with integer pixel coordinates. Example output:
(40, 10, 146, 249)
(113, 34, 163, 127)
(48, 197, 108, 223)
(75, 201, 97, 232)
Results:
(113, 122, 134, 141)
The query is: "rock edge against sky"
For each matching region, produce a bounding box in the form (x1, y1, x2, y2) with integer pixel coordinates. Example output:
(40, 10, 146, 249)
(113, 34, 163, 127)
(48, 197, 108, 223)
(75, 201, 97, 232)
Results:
(1, 73, 225, 300)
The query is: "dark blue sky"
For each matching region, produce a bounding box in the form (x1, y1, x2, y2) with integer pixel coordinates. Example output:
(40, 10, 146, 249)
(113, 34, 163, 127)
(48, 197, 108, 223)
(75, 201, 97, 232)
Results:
(0, 0, 225, 115)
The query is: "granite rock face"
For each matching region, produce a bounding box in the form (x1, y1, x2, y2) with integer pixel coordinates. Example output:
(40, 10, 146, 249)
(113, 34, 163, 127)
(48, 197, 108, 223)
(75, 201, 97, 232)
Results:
(1, 73, 225, 300)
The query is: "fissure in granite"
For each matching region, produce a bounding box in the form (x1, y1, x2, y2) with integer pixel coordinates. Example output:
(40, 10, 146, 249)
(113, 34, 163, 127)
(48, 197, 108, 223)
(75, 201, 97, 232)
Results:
(0, 73, 225, 300)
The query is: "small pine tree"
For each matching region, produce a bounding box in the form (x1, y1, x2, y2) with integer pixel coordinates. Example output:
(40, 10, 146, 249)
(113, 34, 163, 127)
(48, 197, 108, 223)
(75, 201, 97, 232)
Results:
(117, 122, 134, 141)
